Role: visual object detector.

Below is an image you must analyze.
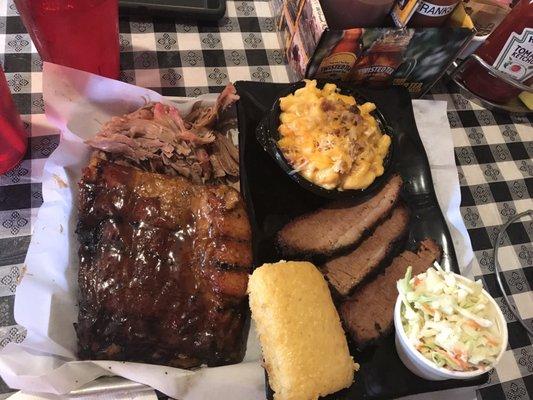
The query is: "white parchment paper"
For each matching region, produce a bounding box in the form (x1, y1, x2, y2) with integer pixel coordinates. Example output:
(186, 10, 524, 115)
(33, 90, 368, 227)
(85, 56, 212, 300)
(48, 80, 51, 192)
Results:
(0, 64, 473, 399)
(0, 63, 263, 399)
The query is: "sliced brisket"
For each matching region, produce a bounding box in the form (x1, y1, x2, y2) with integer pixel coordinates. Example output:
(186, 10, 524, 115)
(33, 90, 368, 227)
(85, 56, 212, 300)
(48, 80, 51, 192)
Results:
(339, 239, 442, 347)
(324, 204, 410, 296)
(276, 175, 403, 257)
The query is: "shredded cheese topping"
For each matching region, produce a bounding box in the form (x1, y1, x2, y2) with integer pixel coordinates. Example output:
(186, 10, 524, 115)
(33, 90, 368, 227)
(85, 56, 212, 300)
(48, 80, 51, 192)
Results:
(278, 80, 391, 190)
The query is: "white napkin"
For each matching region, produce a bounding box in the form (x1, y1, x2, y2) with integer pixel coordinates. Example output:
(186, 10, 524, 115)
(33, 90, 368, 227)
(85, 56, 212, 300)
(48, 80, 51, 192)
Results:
(412, 99, 474, 278)
(0, 64, 474, 399)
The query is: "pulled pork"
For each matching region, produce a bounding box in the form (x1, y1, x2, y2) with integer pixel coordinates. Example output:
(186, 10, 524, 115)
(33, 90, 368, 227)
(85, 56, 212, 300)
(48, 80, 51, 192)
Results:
(86, 83, 240, 184)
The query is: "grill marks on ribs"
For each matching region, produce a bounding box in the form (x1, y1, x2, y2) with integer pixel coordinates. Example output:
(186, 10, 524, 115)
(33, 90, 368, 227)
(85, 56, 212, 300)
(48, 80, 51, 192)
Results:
(324, 204, 410, 297)
(340, 239, 442, 346)
(276, 175, 402, 257)
(76, 158, 252, 368)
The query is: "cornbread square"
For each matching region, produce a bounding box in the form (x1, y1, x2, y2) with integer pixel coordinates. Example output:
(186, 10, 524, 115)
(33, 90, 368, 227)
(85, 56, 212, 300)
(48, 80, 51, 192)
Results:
(248, 261, 356, 400)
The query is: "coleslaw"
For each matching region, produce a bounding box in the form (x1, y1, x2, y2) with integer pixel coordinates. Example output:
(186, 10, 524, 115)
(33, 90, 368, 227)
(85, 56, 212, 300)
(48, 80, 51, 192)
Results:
(397, 262, 502, 372)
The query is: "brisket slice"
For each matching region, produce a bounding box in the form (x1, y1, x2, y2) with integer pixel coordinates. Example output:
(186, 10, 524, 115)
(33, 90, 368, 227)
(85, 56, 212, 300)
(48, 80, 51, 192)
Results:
(324, 204, 410, 297)
(276, 175, 403, 258)
(339, 239, 442, 347)
(76, 157, 252, 368)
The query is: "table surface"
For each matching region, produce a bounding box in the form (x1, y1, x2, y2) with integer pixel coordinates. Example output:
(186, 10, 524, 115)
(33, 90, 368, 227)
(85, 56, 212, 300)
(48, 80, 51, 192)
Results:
(0, 0, 531, 399)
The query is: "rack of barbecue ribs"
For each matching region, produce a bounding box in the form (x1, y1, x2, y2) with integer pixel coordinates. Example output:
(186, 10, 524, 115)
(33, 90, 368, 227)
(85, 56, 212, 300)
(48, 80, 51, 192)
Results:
(76, 156, 252, 368)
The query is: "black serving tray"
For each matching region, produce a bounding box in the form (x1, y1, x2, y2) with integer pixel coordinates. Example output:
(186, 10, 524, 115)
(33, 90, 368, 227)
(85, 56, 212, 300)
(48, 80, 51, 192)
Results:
(235, 81, 489, 399)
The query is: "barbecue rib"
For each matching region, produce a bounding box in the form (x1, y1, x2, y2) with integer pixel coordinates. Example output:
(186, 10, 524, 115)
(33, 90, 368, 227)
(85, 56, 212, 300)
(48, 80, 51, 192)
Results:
(324, 204, 410, 296)
(276, 175, 402, 257)
(340, 239, 441, 347)
(76, 157, 252, 368)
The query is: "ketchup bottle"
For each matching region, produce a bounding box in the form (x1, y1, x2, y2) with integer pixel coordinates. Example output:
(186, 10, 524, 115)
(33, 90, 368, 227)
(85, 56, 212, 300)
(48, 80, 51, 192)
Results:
(461, 0, 533, 104)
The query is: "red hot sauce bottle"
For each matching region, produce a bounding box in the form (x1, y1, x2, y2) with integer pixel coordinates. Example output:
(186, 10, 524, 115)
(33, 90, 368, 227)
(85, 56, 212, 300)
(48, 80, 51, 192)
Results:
(461, 0, 533, 104)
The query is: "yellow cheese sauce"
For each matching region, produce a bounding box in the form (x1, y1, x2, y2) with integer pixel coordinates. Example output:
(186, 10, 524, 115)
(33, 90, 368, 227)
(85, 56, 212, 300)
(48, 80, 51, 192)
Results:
(278, 80, 391, 190)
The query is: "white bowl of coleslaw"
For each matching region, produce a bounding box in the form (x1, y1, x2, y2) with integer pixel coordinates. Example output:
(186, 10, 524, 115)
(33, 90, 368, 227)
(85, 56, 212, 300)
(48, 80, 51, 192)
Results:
(393, 263, 508, 381)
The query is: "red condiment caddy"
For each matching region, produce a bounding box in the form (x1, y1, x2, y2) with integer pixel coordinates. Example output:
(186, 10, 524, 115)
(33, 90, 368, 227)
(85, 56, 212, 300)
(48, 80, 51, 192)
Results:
(460, 0, 533, 104)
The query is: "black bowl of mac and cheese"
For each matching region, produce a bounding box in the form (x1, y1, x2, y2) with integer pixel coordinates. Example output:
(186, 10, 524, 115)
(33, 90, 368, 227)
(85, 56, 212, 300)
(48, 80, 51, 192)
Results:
(255, 79, 394, 199)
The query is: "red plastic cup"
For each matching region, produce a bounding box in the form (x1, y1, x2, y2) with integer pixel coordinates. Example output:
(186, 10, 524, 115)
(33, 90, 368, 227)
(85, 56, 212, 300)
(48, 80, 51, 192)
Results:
(0, 67, 28, 175)
(14, 0, 120, 79)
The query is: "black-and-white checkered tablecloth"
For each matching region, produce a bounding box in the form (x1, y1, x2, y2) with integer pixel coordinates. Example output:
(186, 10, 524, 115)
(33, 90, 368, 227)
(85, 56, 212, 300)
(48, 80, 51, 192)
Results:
(0, 0, 531, 398)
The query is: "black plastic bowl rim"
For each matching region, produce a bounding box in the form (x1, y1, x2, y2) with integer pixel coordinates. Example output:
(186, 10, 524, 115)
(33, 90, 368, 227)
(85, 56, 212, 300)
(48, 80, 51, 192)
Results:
(255, 80, 396, 200)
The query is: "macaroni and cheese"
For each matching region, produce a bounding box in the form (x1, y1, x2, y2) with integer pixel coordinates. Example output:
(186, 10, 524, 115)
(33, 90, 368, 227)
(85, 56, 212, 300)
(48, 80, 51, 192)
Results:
(277, 80, 391, 191)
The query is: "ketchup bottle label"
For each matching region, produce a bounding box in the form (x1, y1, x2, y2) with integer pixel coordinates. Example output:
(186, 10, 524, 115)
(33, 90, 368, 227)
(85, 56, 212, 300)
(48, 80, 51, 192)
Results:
(416, 1, 458, 17)
(493, 28, 533, 82)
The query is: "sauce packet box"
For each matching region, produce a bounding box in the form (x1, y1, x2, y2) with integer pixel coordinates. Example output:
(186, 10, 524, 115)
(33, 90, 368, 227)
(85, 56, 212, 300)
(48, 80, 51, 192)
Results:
(272, 0, 475, 97)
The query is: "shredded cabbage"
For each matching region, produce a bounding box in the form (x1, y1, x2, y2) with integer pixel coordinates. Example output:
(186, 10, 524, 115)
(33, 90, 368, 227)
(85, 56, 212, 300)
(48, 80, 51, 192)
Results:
(397, 263, 502, 372)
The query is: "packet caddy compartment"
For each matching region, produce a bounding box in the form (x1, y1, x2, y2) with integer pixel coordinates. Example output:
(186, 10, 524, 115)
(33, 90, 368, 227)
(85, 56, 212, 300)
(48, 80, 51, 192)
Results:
(272, 0, 476, 97)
